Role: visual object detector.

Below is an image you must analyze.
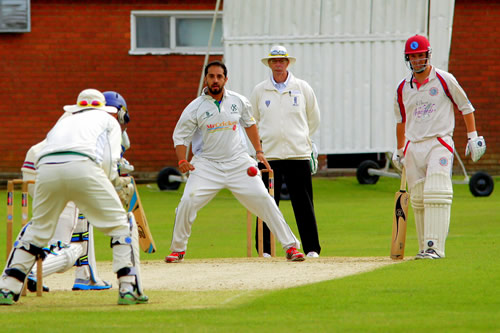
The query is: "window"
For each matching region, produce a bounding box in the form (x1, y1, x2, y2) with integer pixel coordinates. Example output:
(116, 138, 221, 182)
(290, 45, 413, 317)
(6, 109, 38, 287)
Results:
(0, 0, 30, 33)
(130, 11, 223, 55)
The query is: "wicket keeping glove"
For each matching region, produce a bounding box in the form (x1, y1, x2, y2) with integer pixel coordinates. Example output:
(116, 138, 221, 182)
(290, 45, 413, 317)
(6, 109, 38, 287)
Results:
(465, 131, 486, 162)
(309, 141, 319, 175)
(392, 148, 404, 171)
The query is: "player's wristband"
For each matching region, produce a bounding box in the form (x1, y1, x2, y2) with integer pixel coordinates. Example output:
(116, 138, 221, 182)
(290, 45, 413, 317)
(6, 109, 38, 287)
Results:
(178, 159, 188, 166)
(256, 150, 264, 154)
(467, 131, 478, 140)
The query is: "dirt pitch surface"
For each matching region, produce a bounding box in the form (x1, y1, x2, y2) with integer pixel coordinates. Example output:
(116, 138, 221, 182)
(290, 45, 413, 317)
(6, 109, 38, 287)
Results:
(42, 257, 399, 291)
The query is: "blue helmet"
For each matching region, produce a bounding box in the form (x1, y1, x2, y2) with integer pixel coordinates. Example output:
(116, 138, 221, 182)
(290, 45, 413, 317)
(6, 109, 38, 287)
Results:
(103, 91, 129, 124)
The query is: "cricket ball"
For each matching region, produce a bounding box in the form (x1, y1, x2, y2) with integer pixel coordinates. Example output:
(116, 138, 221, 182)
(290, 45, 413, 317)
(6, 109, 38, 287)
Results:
(247, 166, 258, 177)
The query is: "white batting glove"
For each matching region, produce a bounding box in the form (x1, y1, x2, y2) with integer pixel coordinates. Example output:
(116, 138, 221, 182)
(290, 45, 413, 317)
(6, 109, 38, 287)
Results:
(114, 176, 132, 190)
(118, 157, 134, 175)
(117, 182, 135, 207)
(465, 131, 486, 162)
(392, 148, 404, 170)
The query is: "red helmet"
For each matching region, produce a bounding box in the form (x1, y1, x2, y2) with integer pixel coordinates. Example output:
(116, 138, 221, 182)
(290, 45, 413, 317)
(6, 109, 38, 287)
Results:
(405, 35, 431, 55)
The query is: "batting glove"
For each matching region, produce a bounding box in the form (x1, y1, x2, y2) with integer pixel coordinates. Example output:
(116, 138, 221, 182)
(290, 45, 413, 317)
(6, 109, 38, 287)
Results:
(465, 131, 486, 162)
(392, 148, 404, 171)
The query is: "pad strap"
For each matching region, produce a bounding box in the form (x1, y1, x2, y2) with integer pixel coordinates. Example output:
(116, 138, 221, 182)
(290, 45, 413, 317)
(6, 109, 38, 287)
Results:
(14, 241, 47, 260)
(75, 255, 89, 266)
(71, 231, 89, 242)
(4, 268, 26, 283)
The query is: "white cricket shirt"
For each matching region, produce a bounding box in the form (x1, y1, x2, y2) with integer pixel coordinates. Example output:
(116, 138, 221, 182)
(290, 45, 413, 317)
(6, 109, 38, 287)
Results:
(173, 88, 255, 162)
(394, 66, 475, 142)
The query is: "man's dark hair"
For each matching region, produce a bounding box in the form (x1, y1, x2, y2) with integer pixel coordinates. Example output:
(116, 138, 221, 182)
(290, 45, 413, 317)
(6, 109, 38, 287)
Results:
(204, 60, 227, 77)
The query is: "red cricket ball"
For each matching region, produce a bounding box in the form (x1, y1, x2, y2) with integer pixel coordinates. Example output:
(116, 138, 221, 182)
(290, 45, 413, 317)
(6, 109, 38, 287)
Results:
(247, 166, 258, 177)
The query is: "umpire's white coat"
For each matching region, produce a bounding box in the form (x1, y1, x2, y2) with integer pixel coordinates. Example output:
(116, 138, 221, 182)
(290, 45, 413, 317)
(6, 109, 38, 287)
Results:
(170, 88, 300, 252)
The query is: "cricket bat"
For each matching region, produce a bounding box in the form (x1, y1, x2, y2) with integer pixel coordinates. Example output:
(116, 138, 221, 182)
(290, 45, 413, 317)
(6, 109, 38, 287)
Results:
(390, 167, 409, 260)
(127, 177, 157, 253)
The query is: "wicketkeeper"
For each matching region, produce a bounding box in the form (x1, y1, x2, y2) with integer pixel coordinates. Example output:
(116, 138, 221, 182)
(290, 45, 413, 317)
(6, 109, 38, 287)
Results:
(0, 89, 147, 305)
(20, 91, 134, 292)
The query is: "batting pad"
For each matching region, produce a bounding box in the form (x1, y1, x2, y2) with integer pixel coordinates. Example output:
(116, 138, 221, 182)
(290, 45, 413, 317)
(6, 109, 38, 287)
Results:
(423, 173, 453, 257)
(410, 181, 425, 252)
(112, 213, 144, 295)
(32, 243, 83, 276)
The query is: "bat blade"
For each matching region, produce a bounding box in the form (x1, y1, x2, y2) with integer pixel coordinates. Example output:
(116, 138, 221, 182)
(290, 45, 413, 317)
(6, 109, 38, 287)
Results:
(127, 177, 157, 253)
(390, 190, 409, 259)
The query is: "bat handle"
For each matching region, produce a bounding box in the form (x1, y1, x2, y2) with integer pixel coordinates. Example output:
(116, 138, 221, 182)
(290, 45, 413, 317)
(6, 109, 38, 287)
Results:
(400, 166, 407, 191)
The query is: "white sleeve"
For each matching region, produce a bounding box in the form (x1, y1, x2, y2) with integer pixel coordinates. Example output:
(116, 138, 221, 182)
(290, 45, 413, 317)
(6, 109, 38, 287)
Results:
(446, 72, 475, 115)
(303, 82, 321, 136)
(102, 119, 123, 182)
(173, 102, 199, 147)
(239, 95, 256, 128)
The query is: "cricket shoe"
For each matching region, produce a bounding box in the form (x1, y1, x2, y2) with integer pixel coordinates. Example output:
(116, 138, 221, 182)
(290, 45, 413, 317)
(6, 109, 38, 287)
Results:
(414, 251, 426, 260)
(421, 249, 442, 259)
(165, 251, 185, 263)
(72, 279, 112, 291)
(0, 289, 15, 305)
(118, 290, 149, 305)
(27, 275, 50, 293)
(286, 247, 305, 261)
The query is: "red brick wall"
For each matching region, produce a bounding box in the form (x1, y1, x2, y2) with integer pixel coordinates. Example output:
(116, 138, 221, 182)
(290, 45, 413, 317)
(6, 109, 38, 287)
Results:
(449, 0, 500, 174)
(0, 0, 222, 177)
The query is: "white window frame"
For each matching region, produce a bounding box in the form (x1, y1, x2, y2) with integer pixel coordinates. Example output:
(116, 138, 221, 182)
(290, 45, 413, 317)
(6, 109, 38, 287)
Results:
(130, 10, 223, 55)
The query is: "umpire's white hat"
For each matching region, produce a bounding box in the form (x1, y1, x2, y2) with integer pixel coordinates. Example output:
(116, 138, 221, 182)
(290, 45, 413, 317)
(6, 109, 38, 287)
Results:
(64, 89, 117, 114)
(261, 45, 296, 67)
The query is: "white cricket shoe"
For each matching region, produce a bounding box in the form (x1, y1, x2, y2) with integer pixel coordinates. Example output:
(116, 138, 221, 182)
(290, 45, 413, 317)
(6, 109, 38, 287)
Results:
(414, 251, 426, 260)
(306, 251, 319, 258)
(263, 253, 272, 258)
(421, 249, 442, 259)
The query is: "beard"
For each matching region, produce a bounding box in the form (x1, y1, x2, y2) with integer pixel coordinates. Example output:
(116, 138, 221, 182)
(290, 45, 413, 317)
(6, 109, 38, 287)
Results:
(208, 85, 222, 95)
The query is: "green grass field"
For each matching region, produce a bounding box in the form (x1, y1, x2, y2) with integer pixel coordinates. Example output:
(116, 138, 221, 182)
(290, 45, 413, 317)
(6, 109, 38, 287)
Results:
(0, 176, 499, 332)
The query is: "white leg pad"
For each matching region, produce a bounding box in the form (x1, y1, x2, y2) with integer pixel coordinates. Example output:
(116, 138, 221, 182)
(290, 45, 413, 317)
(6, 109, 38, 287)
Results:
(410, 181, 425, 252)
(113, 213, 144, 295)
(423, 173, 453, 257)
(32, 243, 83, 277)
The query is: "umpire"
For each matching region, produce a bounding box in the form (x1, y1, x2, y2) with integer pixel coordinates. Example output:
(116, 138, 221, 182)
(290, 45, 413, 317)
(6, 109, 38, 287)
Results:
(251, 45, 322, 257)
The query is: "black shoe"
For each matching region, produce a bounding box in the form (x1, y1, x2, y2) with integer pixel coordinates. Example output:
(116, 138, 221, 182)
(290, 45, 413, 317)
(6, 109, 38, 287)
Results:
(27, 276, 50, 292)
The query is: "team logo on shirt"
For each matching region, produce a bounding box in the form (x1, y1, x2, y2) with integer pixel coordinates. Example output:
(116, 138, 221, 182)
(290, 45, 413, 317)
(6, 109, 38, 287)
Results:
(439, 157, 448, 166)
(206, 120, 238, 133)
(202, 111, 214, 120)
(429, 87, 439, 96)
(230, 104, 238, 113)
(265, 100, 271, 107)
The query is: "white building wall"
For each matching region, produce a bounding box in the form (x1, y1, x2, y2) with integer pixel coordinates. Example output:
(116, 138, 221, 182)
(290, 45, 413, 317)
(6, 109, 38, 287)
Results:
(223, 0, 455, 154)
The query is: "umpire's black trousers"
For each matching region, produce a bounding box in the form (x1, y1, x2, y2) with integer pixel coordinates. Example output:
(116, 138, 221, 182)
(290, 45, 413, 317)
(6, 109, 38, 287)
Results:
(255, 160, 321, 255)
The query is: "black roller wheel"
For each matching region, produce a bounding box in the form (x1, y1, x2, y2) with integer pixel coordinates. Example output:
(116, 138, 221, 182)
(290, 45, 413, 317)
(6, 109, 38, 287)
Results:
(469, 171, 494, 197)
(157, 167, 182, 190)
(356, 160, 380, 185)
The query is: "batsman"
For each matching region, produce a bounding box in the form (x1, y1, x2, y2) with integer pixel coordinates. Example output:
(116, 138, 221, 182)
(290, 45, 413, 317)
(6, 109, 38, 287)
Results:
(392, 35, 486, 259)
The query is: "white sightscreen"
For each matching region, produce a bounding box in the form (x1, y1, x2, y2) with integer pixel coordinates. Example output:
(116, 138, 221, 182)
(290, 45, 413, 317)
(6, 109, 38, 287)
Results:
(223, 0, 455, 154)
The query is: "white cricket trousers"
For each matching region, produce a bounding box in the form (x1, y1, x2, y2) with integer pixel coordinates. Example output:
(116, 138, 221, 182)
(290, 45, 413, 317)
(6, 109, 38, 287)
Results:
(24, 160, 130, 247)
(170, 154, 300, 252)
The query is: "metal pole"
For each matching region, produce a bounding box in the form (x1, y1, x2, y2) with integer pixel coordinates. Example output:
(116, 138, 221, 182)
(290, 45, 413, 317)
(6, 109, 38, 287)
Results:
(186, 0, 222, 161)
(196, 0, 222, 96)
